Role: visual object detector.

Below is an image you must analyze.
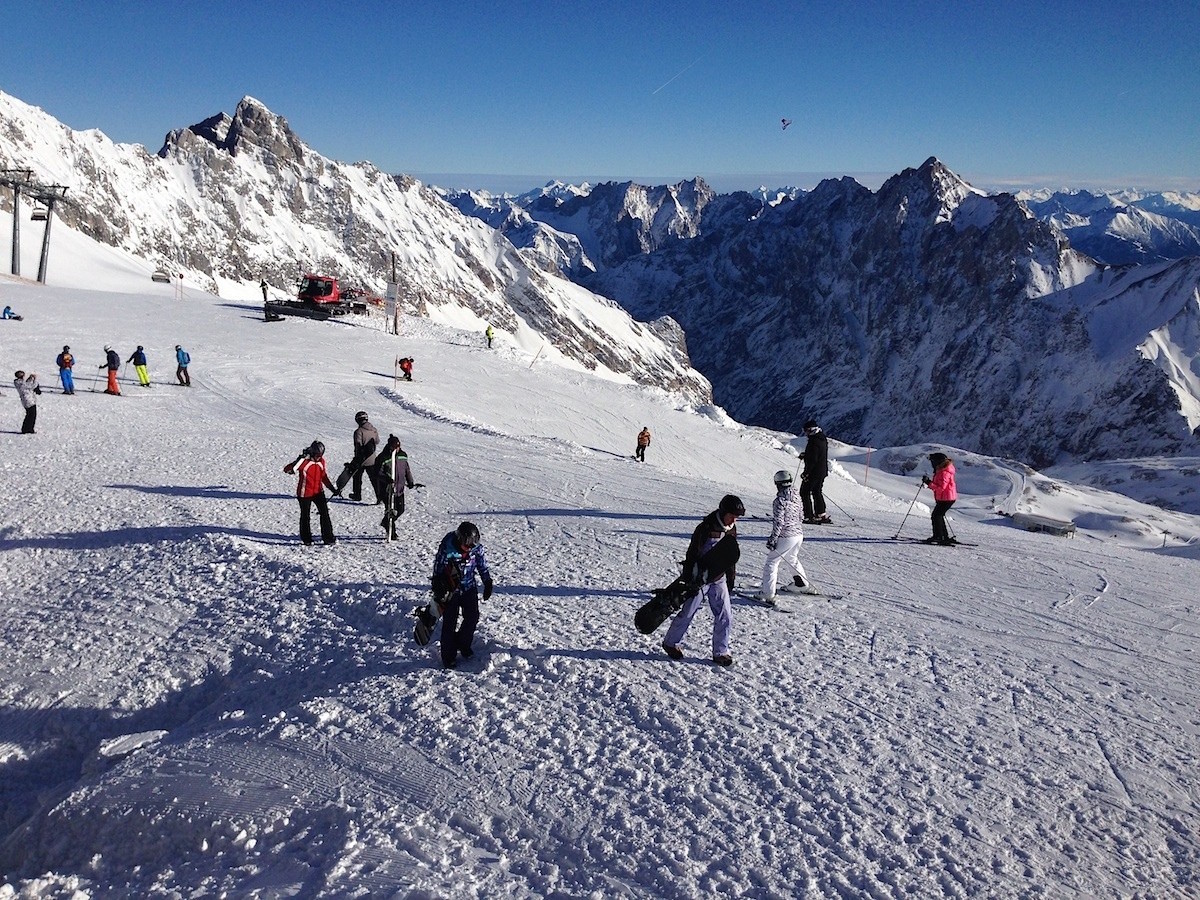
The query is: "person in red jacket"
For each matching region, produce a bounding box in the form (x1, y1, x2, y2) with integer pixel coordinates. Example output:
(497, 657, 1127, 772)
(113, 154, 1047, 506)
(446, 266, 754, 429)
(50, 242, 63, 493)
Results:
(284, 440, 338, 545)
(921, 451, 958, 545)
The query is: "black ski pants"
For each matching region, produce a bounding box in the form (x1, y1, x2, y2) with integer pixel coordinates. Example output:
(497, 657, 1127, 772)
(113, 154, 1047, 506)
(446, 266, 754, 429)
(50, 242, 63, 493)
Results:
(298, 493, 335, 545)
(20, 405, 36, 434)
(441, 586, 480, 666)
(931, 500, 955, 541)
(801, 475, 826, 519)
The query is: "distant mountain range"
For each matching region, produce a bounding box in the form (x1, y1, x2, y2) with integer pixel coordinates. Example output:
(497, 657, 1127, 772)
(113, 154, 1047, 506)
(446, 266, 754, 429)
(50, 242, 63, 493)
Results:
(1, 89, 1196, 466)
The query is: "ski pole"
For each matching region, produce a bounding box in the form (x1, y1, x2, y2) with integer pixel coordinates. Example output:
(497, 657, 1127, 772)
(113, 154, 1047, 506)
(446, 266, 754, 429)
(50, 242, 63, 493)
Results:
(894, 481, 925, 539)
(824, 493, 858, 525)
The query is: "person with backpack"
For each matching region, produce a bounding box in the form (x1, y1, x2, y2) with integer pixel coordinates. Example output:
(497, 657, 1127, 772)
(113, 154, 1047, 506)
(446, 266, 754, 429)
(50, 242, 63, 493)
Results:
(13, 370, 40, 433)
(99, 346, 121, 395)
(922, 452, 958, 545)
(55, 345, 75, 394)
(662, 494, 744, 667)
(757, 470, 809, 605)
(800, 419, 831, 524)
(175, 345, 191, 386)
(283, 440, 338, 545)
(375, 435, 418, 539)
(127, 346, 151, 387)
(399, 357, 414, 381)
(431, 521, 493, 669)
(346, 411, 381, 502)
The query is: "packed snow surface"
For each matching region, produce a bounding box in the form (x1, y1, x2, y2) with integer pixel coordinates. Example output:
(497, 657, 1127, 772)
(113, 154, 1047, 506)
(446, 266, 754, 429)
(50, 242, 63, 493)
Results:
(1, 235, 1198, 898)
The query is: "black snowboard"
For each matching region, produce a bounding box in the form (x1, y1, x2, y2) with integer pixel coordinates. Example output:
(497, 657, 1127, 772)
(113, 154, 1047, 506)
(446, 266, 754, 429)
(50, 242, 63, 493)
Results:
(635, 533, 740, 634)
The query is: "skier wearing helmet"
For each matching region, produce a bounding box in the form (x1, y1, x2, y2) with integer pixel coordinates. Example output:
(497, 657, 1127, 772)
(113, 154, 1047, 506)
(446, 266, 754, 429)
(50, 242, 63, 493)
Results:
(431, 521, 494, 669)
(283, 440, 337, 545)
(758, 470, 809, 605)
(662, 494, 744, 666)
(346, 410, 381, 502)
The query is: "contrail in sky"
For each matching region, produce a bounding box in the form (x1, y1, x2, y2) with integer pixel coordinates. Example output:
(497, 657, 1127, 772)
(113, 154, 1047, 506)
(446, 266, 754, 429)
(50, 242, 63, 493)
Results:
(652, 56, 702, 95)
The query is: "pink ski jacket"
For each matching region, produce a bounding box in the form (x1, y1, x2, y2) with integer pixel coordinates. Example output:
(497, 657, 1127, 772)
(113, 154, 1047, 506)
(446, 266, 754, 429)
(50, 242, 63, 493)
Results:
(928, 463, 957, 502)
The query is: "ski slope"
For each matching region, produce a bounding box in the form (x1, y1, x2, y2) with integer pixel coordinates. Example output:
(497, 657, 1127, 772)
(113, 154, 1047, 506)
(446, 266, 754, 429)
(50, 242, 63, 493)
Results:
(0, 238, 1198, 898)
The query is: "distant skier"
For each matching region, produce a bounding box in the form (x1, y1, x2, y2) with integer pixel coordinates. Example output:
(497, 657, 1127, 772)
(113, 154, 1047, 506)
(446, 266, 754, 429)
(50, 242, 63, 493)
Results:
(175, 344, 191, 386)
(432, 521, 493, 669)
(12, 370, 40, 434)
(662, 494, 744, 667)
(283, 440, 338, 546)
(399, 357, 414, 381)
(347, 411, 380, 502)
(485, 325, 495, 349)
(376, 434, 417, 539)
(921, 452, 958, 545)
(800, 419, 831, 524)
(2, 305, 20, 320)
(126, 345, 151, 387)
(99, 346, 121, 395)
(55, 345, 75, 394)
(260, 278, 269, 302)
(757, 470, 809, 604)
(635, 426, 652, 462)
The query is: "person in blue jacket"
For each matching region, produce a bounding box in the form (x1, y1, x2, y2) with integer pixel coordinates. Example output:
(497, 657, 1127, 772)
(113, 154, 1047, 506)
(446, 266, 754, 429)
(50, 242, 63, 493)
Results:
(431, 521, 494, 669)
(175, 345, 191, 386)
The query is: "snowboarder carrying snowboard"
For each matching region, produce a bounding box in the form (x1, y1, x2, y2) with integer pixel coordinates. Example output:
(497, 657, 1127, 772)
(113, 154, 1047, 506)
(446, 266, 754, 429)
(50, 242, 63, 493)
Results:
(376, 434, 416, 539)
(429, 522, 493, 668)
(922, 452, 958, 545)
(661, 495, 744, 666)
(800, 419, 831, 524)
(758, 470, 809, 604)
(635, 426, 651, 462)
(284, 440, 338, 545)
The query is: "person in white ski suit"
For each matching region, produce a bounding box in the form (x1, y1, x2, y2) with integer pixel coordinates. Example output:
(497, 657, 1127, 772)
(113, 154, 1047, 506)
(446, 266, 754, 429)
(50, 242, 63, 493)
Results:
(759, 470, 809, 604)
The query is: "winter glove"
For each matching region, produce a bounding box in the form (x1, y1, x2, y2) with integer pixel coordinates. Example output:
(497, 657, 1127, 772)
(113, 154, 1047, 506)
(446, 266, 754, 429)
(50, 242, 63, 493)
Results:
(482, 577, 494, 601)
(921, 475, 931, 487)
(283, 463, 296, 475)
(33, 386, 41, 395)
(766, 539, 777, 551)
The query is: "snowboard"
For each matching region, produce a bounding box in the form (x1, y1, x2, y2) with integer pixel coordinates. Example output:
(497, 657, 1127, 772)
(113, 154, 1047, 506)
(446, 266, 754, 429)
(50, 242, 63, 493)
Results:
(413, 593, 446, 646)
(635, 532, 740, 634)
(334, 462, 356, 495)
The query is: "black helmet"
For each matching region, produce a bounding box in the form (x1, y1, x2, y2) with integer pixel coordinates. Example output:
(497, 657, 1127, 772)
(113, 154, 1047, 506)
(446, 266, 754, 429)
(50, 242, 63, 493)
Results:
(455, 521, 480, 548)
(137, 345, 143, 351)
(63, 345, 70, 352)
(355, 411, 368, 424)
(307, 440, 325, 458)
(718, 494, 745, 517)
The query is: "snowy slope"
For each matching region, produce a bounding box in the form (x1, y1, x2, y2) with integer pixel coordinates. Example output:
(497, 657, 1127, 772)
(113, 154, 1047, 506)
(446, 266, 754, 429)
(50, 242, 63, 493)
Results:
(1, 238, 1199, 898)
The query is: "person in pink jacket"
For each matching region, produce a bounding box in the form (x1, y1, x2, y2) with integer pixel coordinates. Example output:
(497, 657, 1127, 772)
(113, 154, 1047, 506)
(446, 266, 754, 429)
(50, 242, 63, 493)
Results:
(921, 452, 958, 545)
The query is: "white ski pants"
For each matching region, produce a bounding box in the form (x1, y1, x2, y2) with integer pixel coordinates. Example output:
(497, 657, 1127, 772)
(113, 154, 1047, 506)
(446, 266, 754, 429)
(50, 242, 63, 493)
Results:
(760, 533, 806, 599)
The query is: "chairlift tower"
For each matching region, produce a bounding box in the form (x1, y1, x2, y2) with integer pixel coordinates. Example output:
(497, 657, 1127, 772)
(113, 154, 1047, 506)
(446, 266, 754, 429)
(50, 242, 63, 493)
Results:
(0, 169, 34, 276)
(25, 183, 69, 283)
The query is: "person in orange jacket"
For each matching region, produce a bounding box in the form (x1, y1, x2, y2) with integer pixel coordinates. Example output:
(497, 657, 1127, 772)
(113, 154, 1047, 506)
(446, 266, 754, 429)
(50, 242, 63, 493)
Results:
(284, 440, 338, 545)
(635, 426, 651, 462)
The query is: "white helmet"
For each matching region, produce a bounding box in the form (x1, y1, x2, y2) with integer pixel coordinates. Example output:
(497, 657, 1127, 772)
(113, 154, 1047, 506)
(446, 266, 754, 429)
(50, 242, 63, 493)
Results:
(773, 470, 793, 487)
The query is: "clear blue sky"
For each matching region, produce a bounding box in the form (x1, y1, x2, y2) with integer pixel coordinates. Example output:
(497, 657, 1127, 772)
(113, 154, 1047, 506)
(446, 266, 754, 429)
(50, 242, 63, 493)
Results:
(3, 0, 1197, 193)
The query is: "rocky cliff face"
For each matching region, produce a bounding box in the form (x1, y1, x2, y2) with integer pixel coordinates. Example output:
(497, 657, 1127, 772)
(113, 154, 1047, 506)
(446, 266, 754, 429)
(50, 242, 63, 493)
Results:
(583, 159, 1198, 465)
(0, 91, 711, 402)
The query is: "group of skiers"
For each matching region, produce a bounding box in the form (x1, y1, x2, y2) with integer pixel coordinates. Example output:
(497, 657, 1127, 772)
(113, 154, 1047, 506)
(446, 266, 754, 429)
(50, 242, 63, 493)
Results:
(283, 410, 419, 546)
(659, 421, 957, 668)
(9, 341, 192, 432)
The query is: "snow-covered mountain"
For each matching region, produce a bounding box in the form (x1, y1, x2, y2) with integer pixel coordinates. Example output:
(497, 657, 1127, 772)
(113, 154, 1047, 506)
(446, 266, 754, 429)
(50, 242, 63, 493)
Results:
(0, 90, 710, 402)
(1022, 189, 1200, 265)
(561, 159, 1198, 467)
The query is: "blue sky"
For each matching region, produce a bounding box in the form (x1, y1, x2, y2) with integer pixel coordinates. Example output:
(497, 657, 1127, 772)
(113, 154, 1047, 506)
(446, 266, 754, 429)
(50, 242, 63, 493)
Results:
(2, 0, 1197, 194)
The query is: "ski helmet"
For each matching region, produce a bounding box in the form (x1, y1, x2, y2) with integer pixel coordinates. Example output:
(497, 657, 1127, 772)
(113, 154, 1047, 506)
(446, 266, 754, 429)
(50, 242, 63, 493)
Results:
(718, 494, 745, 517)
(456, 521, 480, 548)
(803, 419, 819, 433)
(104, 345, 111, 352)
(307, 440, 325, 458)
(63, 345, 70, 352)
(14, 370, 24, 379)
(773, 470, 793, 488)
(355, 411, 369, 424)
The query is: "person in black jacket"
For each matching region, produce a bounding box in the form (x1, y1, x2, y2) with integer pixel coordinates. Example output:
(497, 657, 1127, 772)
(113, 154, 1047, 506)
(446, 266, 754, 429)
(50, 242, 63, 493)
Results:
(800, 419, 831, 524)
(661, 494, 744, 666)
